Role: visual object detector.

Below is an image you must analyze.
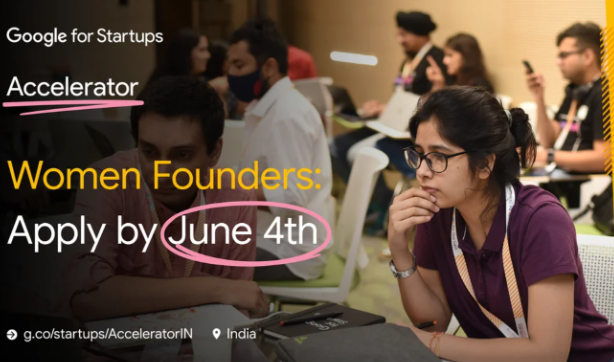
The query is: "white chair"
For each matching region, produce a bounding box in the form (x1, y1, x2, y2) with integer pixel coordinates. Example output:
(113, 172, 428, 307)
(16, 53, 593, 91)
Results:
(293, 78, 335, 140)
(259, 147, 389, 304)
(217, 120, 245, 169)
(496, 94, 513, 110)
(518, 101, 560, 145)
(518, 101, 537, 140)
(319, 77, 334, 86)
(576, 234, 614, 324)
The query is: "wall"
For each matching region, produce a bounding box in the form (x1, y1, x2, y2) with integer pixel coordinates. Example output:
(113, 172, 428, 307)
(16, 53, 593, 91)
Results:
(281, 0, 605, 107)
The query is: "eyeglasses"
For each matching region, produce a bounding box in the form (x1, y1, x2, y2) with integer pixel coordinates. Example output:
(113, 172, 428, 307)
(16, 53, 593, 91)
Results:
(403, 147, 470, 173)
(557, 50, 583, 60)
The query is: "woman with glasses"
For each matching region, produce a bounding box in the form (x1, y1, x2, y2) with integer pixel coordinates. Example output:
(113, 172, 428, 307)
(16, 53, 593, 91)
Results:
(388, 86, 614, 361)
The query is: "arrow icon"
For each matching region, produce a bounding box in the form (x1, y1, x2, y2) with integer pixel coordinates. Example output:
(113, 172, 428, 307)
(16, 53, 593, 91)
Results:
(6, 330, 18, 341)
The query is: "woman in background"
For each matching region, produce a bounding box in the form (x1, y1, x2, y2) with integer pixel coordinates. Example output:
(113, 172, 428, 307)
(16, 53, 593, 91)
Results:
(372, 33, 495, 236)
(147, 29, 210, 86)
(426, 33, 494, 93)
(204, 41, 242, 120)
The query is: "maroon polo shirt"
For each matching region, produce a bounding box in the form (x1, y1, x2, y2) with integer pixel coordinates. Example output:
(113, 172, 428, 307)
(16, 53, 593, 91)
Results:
(414, 182, 614, 361)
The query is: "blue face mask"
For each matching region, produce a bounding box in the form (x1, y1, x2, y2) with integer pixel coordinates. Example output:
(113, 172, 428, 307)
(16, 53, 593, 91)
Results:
(228, 69, 263, 103)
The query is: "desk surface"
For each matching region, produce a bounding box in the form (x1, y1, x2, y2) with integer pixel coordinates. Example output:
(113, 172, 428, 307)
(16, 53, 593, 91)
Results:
(519, 173, 607, 184)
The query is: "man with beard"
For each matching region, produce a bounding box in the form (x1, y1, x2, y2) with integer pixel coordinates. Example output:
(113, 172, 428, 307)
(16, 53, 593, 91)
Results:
(227, 19, 333, 281)
(331, 11, 449, 235)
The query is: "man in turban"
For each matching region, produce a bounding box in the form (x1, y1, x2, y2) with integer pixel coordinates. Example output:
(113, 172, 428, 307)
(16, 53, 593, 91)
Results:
(331, 11, 449, 235)
(362, 11, 448, 116)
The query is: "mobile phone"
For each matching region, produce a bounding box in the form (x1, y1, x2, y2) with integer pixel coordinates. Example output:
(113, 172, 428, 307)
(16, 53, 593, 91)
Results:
(522, 60, 534, 74)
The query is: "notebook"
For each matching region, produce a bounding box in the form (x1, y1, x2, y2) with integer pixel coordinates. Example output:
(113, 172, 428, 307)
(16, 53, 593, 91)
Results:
(256, 303, 385, 339)
(276, 323, 441, 362)
(366, 89, 420, 139)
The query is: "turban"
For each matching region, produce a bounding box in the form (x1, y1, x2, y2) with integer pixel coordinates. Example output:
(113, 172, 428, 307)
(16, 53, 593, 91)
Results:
(396, 11, 437, 36)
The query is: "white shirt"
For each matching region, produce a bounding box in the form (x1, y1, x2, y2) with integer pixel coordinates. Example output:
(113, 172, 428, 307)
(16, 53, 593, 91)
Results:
(239, 77, 333, 280)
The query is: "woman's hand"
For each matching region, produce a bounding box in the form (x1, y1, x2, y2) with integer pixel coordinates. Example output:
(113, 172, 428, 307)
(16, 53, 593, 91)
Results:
(426, 56, 446, 91)
(209, 76, 229, 97)
(388, 188, 439, 253)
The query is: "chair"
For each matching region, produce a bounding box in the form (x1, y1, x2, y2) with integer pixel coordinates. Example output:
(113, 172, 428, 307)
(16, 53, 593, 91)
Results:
(518, 101, 537, 133)
(576, 234, 614, 324)
(217, 120, 245, 169)
(293, 78, 335, 140)
(259, 147, 389, 304)
(319, 77, 334, 86)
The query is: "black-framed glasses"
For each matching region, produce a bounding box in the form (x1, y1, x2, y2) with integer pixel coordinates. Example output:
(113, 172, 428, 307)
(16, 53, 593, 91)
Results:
(403, 147, 470, 173)
(557, 50, 583, 60)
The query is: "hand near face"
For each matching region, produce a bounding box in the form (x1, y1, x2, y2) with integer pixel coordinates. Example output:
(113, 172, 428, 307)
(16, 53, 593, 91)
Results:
(209, 76, 229, 98)
(388, 188, 439, 253)
(525, 70, 545, 101)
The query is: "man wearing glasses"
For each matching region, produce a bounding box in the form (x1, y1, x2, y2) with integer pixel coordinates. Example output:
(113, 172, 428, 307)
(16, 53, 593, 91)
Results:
(525, 22, 604, 175)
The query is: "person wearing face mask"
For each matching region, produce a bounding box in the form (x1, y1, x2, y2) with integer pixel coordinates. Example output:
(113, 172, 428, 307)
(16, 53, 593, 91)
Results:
(425, 33, 494, 94)
(60, 77, 269, 322)
(388, 86, 614, 362)
(227, 19, 333, 281)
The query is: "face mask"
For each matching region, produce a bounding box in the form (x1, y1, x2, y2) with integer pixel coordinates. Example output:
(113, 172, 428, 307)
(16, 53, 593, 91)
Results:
(228, 69, 263, 102)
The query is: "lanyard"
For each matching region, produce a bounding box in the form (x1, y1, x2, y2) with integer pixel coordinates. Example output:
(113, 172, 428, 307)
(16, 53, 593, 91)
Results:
(451, 184, 529, 338)
(398, 42, 433, 90)
(138, 163, 206, 278)
(553, 99, 579, 151)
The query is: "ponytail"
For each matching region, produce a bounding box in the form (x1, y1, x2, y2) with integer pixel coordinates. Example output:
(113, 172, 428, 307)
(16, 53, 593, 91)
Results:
(508, 107, 536, 170)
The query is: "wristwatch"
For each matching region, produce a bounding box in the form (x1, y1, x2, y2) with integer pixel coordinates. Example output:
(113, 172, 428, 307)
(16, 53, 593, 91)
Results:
(547, 148, 556, 165)
(389, 251, 418, 279)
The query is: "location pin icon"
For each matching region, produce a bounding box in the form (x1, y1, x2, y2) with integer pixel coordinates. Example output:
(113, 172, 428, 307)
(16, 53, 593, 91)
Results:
(212, 328, 221, 340)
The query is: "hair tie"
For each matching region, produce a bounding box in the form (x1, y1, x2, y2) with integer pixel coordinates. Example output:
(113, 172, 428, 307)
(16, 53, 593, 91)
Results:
(504, 110, 512, 128)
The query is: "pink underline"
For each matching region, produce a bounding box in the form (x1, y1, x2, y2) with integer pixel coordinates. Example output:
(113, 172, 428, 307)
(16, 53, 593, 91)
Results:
(2, 100, 143, 116)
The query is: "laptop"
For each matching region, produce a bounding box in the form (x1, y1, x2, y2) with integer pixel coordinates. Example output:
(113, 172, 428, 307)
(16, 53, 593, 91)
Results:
(327, 85, 377, 122)
(366, 90, 421, 139)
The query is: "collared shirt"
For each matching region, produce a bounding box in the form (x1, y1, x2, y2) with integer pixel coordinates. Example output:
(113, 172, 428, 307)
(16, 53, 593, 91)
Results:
(413, 182, 614, 362)
(239, 76, 333, 280)
(59, 149, 257, 315)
